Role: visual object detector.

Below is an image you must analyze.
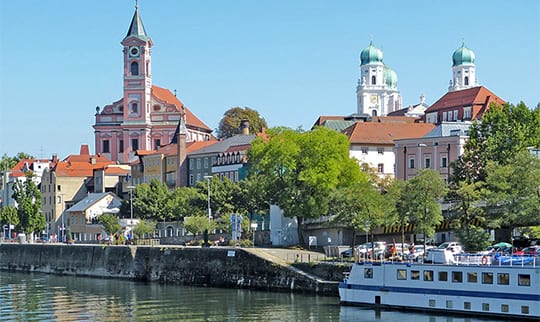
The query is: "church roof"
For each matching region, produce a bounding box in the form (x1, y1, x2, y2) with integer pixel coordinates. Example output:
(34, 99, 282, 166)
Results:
(53, 145, 115, 177)
(124, 6, 150, 42)
(343, 122, 435, 145)
(152, 85, 212, 132)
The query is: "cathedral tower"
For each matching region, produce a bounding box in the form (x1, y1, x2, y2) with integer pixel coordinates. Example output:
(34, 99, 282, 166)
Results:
(448, 43, 477, 92)
(356, 41, 401, 116)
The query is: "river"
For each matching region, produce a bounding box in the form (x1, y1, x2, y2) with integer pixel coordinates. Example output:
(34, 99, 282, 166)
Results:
(0, 271, 494, 321)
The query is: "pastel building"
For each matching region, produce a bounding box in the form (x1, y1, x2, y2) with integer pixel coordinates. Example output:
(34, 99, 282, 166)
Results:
(93, 5, 212, 164)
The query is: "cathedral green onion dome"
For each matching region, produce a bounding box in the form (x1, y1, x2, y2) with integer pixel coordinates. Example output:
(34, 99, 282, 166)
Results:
(360, 41, 383, 65)
(383, 65, 398, 89)
(452, 43, 475, 66)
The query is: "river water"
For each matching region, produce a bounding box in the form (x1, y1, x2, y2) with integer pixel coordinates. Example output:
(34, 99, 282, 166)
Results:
(0, 271, 493, 322)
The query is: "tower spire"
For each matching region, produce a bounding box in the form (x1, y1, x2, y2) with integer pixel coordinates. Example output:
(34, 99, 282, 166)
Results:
(124, 1, 149, 41)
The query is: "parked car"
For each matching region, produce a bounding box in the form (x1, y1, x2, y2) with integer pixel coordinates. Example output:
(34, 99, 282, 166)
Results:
(425, 242, 464, 264)
(522, 246, 540, 256)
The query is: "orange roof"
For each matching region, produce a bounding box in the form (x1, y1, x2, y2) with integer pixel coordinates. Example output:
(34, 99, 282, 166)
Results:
(101, 166, 130, 176)
(149, 139, 219, 157)
(152, 85, 211, 131)
(344, 122, 436, 145)
(370, 116, 419, 123)
(54, 146, 115, 177)
(10, 159, 52, 178)
(425, 86, 505, 118)
(313, 116, 346, 126)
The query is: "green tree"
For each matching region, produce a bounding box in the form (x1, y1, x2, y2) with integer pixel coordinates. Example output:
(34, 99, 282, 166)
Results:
(249, 126, 362, 244)
(385, 179, 410, 250)
(132, 219, 156, 239)
(447, 181, 488, 250)
(217, 106, 268, 139)
(402, 169, 447, 251)
(166, 187, 204, 221)
(231, 172, 270, 222)
(483, 151, 540, 239)
(0, 206, 19, 237)
(330, 179, 389, 253)
(130, 179, 171, 220)
(183, 215, 216, 239)
(194, 176, 238, 220)
(99, 213, 122, 238)
(11, 173, 45, 241)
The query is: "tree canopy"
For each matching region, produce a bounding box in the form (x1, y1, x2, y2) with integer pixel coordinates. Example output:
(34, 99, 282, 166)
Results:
(248, 126, 364, 242)
(11, 173, 45, 240)
(217, 106, 268, 139)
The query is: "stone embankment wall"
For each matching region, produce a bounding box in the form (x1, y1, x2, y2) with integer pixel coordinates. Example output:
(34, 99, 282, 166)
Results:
(0, 244, 338, 295)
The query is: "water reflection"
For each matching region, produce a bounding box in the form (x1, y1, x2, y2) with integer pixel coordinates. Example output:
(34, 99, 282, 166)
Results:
(0, 272, 493, 321)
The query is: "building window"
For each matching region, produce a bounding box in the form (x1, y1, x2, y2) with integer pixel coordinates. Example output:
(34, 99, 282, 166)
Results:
(371, 75, 376, 85)
(498, 273, 510, 285)
(102, 140, 110, 153)
(131, 102, 138, 113)
(482, 272, 493, 284)
(442, 111, 447, 122)
(464, 106, 472, 119)
(377, 163, 384, 173)
(361, 147, 368, 154)
(131, 138, 139, 151)
(189, 175, 194, 186)
(197, 159, 201, 169)
(204, 157, 208, 168)
(119, 140, 124, 153)
(377, 148, 384, 154)
(518, 274, 531, 286)
(441, 156, 447, 168)
(452, 271, 463, 283)
(154, 139, 161, 149)
(424, 270, 433, 281)
(408, 157, 415, 169)
(189, 160, 193, 170)
(453, 110, 458, 120)
(464, 76, 469, 86)
(131, 61, 139, 75)
(424, 157, 431, 169)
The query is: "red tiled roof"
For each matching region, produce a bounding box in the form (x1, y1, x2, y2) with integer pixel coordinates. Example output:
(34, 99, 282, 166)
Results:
(313, 116, 346, 126)
(54, 146, 115, 177)
(149, 139, 219, 157)
(425, 86, 505, 118)
(370, 116, 418, 123)
(152, 85, 211, 131)
(344, 122, 436, 145)
(10, 159, 52, 178)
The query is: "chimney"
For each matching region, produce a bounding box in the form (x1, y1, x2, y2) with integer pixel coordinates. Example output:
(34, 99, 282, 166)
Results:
(52, 154, 58, 163)
(240, 119, 250, 135)
(80, 144, 90, 155)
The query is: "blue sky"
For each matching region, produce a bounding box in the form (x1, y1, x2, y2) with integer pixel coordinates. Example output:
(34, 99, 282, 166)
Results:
(1, 0, 539, 159)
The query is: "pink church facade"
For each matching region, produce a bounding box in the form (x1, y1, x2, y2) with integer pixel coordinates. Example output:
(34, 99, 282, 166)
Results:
(93, 5, 212, 164)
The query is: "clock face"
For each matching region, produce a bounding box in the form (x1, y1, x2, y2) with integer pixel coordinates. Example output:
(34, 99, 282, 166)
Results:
(370, 95, 378, 104)
(129, 47, 139, 57)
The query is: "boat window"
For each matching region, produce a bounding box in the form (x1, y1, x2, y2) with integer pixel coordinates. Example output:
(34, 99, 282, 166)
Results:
(438, 271, 448, 281)
(482, 303, 490, 311)
(467, 272, 478, 283)
(446, 300, 453, 308)
(397, 269, 407, 280)
(429, 299, 436, 308)
(501, 304, 509, 313)
(497, 273, 510, 285)
(482, 272, 493, 284)
(411, 270, 420, 280)
(464, 302, 471, 310)
(518, 274, 530, 286)
(521, 306, 529, 314)
(423, 270, 434, 281)
(364, 268, 373, 279)
(452, 271, 463, 283)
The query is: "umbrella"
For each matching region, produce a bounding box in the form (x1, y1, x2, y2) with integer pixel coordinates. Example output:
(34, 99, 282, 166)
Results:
(492, 242, 512, 248)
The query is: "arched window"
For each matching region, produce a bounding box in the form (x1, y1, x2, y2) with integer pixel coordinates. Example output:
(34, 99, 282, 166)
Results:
(131, 62, 139, 76)
(131, 102, 138, 113)
(372, 110, 378, 116)
(371, 75, 376, 85)
(464, 76, 469, 86)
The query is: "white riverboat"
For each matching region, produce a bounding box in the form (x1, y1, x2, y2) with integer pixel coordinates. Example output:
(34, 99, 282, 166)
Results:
(339, 254, 540, 320)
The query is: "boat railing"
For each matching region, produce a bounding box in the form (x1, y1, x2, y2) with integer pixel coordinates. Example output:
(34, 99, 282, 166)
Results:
(454, 253, 538, 267)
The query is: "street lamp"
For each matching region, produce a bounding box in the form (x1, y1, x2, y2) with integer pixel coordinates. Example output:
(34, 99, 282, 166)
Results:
(203, 175, 212, 220)
(127, 185, 135, 221)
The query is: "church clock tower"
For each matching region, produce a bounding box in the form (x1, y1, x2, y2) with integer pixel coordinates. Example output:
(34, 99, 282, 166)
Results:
(121, 3, 153, 161)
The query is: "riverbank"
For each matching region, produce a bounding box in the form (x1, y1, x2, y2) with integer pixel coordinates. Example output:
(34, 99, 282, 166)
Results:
(0, 243, 344, 295)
